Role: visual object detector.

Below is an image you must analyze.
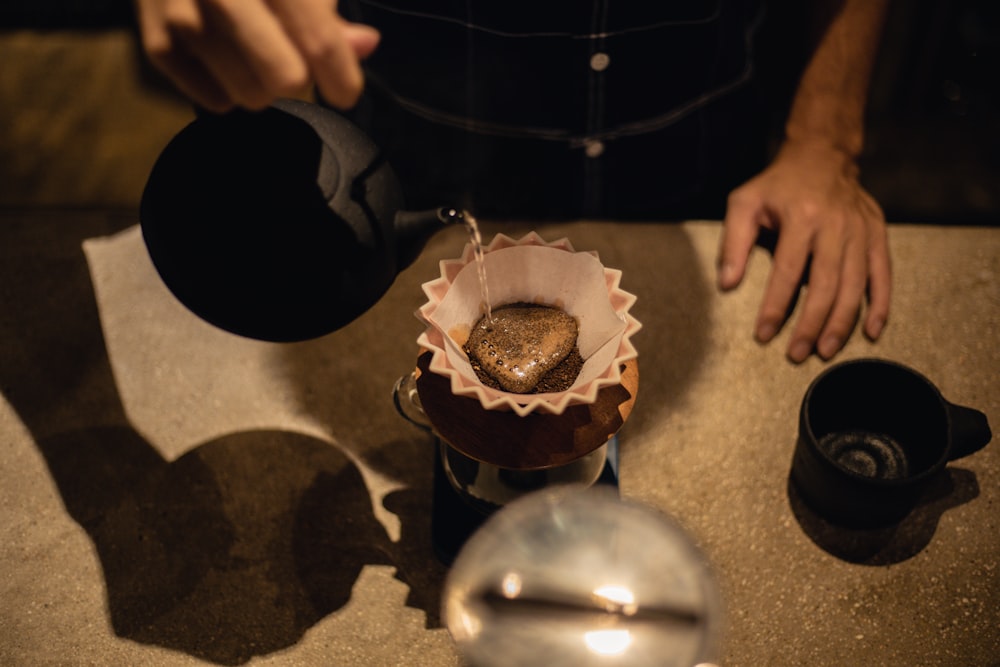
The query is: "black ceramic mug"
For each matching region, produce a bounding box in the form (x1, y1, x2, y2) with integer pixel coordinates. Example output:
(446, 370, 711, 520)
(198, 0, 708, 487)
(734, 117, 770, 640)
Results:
(791, 358, 992, 528)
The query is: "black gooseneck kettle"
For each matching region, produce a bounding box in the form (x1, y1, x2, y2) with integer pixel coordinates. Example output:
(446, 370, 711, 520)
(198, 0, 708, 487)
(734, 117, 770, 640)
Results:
(139, 98, 459, 342)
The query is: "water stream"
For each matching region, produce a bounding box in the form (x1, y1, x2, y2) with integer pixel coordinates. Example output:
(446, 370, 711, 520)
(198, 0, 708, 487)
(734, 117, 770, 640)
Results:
(457, 209, 492, 324)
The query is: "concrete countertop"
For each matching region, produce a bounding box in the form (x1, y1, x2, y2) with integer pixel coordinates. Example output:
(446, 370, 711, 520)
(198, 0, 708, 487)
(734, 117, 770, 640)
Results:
(1, 213, 997, 665)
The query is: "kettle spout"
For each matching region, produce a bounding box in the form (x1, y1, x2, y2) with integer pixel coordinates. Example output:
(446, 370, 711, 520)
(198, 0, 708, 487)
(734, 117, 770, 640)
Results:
(435, 207, 469, 226)
(394, 206, 464, 270)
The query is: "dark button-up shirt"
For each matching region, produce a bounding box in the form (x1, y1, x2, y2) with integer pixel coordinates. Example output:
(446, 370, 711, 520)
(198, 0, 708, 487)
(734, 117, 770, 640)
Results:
(342, 0, 770, 219)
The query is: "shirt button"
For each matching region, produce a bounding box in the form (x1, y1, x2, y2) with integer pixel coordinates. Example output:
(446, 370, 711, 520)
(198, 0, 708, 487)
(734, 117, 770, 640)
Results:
(590, 52, 610, 72)
(584, 140, 605, 158)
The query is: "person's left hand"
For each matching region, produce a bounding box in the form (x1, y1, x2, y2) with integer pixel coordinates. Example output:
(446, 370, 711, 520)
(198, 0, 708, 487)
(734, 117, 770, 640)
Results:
(716, 139, 891, 363)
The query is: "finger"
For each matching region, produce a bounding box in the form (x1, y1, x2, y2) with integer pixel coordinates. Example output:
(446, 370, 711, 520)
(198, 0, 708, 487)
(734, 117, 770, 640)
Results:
(185, 32, 272, 110)
(135, 0, 233, 111)
(816, 231, 867, 359)
(718, 187, 763, 290)
(171, 0, 303, 110)
(144, 0, 269, 110)
(208, 0, 311, 98)
(785, 224, 844, 363)
(342, 21, 382, 59)
(862, 196, 892, 340)
(755, 222, 812, 345)
(270, 0, 375, 109)
(135, 0, 201, 57)
(155, 46, 235, 112)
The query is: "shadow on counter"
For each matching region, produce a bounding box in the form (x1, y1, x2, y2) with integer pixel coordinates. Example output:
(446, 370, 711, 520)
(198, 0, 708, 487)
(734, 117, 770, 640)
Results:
(39, 426, 394, 664)
(787, 467, 980, 565)
(588, 222, 713, 441)
(0, 212, 430, 665)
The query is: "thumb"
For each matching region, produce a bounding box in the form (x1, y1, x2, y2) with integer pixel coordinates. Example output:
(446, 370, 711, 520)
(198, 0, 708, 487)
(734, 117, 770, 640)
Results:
(341, 22, 381, 59)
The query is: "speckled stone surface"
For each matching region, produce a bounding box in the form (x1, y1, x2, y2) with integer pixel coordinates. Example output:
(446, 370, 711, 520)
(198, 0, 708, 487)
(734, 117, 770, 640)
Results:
(1, 213, 997, 666)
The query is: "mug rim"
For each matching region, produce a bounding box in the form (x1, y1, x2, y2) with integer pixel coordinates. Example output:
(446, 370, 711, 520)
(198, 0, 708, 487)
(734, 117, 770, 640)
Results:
(800, 357, 951, 487)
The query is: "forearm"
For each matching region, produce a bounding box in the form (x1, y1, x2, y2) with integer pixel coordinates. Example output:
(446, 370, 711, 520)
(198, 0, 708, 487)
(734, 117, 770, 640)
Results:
(784, 0, 891, 158)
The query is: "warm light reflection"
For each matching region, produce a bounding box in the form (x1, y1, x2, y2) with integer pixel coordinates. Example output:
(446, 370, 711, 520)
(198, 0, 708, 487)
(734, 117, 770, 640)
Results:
(594, 584, 638, 615)
(455, 607, 482, 640)
(501, 573, 523, 598)
(584, 629, 633, 656)
(593, 584, 635, 605)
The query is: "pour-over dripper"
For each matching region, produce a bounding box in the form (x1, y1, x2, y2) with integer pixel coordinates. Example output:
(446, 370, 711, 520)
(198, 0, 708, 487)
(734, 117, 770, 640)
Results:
(405, 231, 640, 503)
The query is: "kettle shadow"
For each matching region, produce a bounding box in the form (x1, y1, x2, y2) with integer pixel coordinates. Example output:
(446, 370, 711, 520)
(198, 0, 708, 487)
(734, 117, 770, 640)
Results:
(0, 213, 439, 665)
(39, 426, 394, 665)
(786, 467, 980, 565)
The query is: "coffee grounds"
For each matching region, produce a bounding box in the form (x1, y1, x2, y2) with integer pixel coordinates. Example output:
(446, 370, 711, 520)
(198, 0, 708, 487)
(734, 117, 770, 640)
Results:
(464, 303, 583, 394)
(532, 347, 585, 393)
(467, 346, 584, 394)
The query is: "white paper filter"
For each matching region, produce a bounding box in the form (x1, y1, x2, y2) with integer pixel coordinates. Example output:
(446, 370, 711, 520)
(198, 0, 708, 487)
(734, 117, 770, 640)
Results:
(416, 232, 641, 416)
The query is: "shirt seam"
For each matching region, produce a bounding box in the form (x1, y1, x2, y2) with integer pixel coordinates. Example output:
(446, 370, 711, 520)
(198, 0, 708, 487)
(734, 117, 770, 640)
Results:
(357, 0, 723, 38)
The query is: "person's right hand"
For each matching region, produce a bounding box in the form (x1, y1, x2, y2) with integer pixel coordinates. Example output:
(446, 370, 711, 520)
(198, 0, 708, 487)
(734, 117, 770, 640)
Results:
(135, 0, 381, 112)
(717, 140, 891, 363)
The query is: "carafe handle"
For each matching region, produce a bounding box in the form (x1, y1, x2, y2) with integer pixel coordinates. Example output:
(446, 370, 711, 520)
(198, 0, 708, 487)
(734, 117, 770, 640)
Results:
(393, 371, 434, 433)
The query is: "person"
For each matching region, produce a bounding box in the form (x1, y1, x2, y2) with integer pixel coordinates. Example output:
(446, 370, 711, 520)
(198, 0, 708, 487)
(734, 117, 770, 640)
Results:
(133, 0, 891, 364)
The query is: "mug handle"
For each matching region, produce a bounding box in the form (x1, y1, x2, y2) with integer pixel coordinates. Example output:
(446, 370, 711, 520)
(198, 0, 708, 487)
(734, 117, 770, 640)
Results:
(947, 402, 992, 460)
